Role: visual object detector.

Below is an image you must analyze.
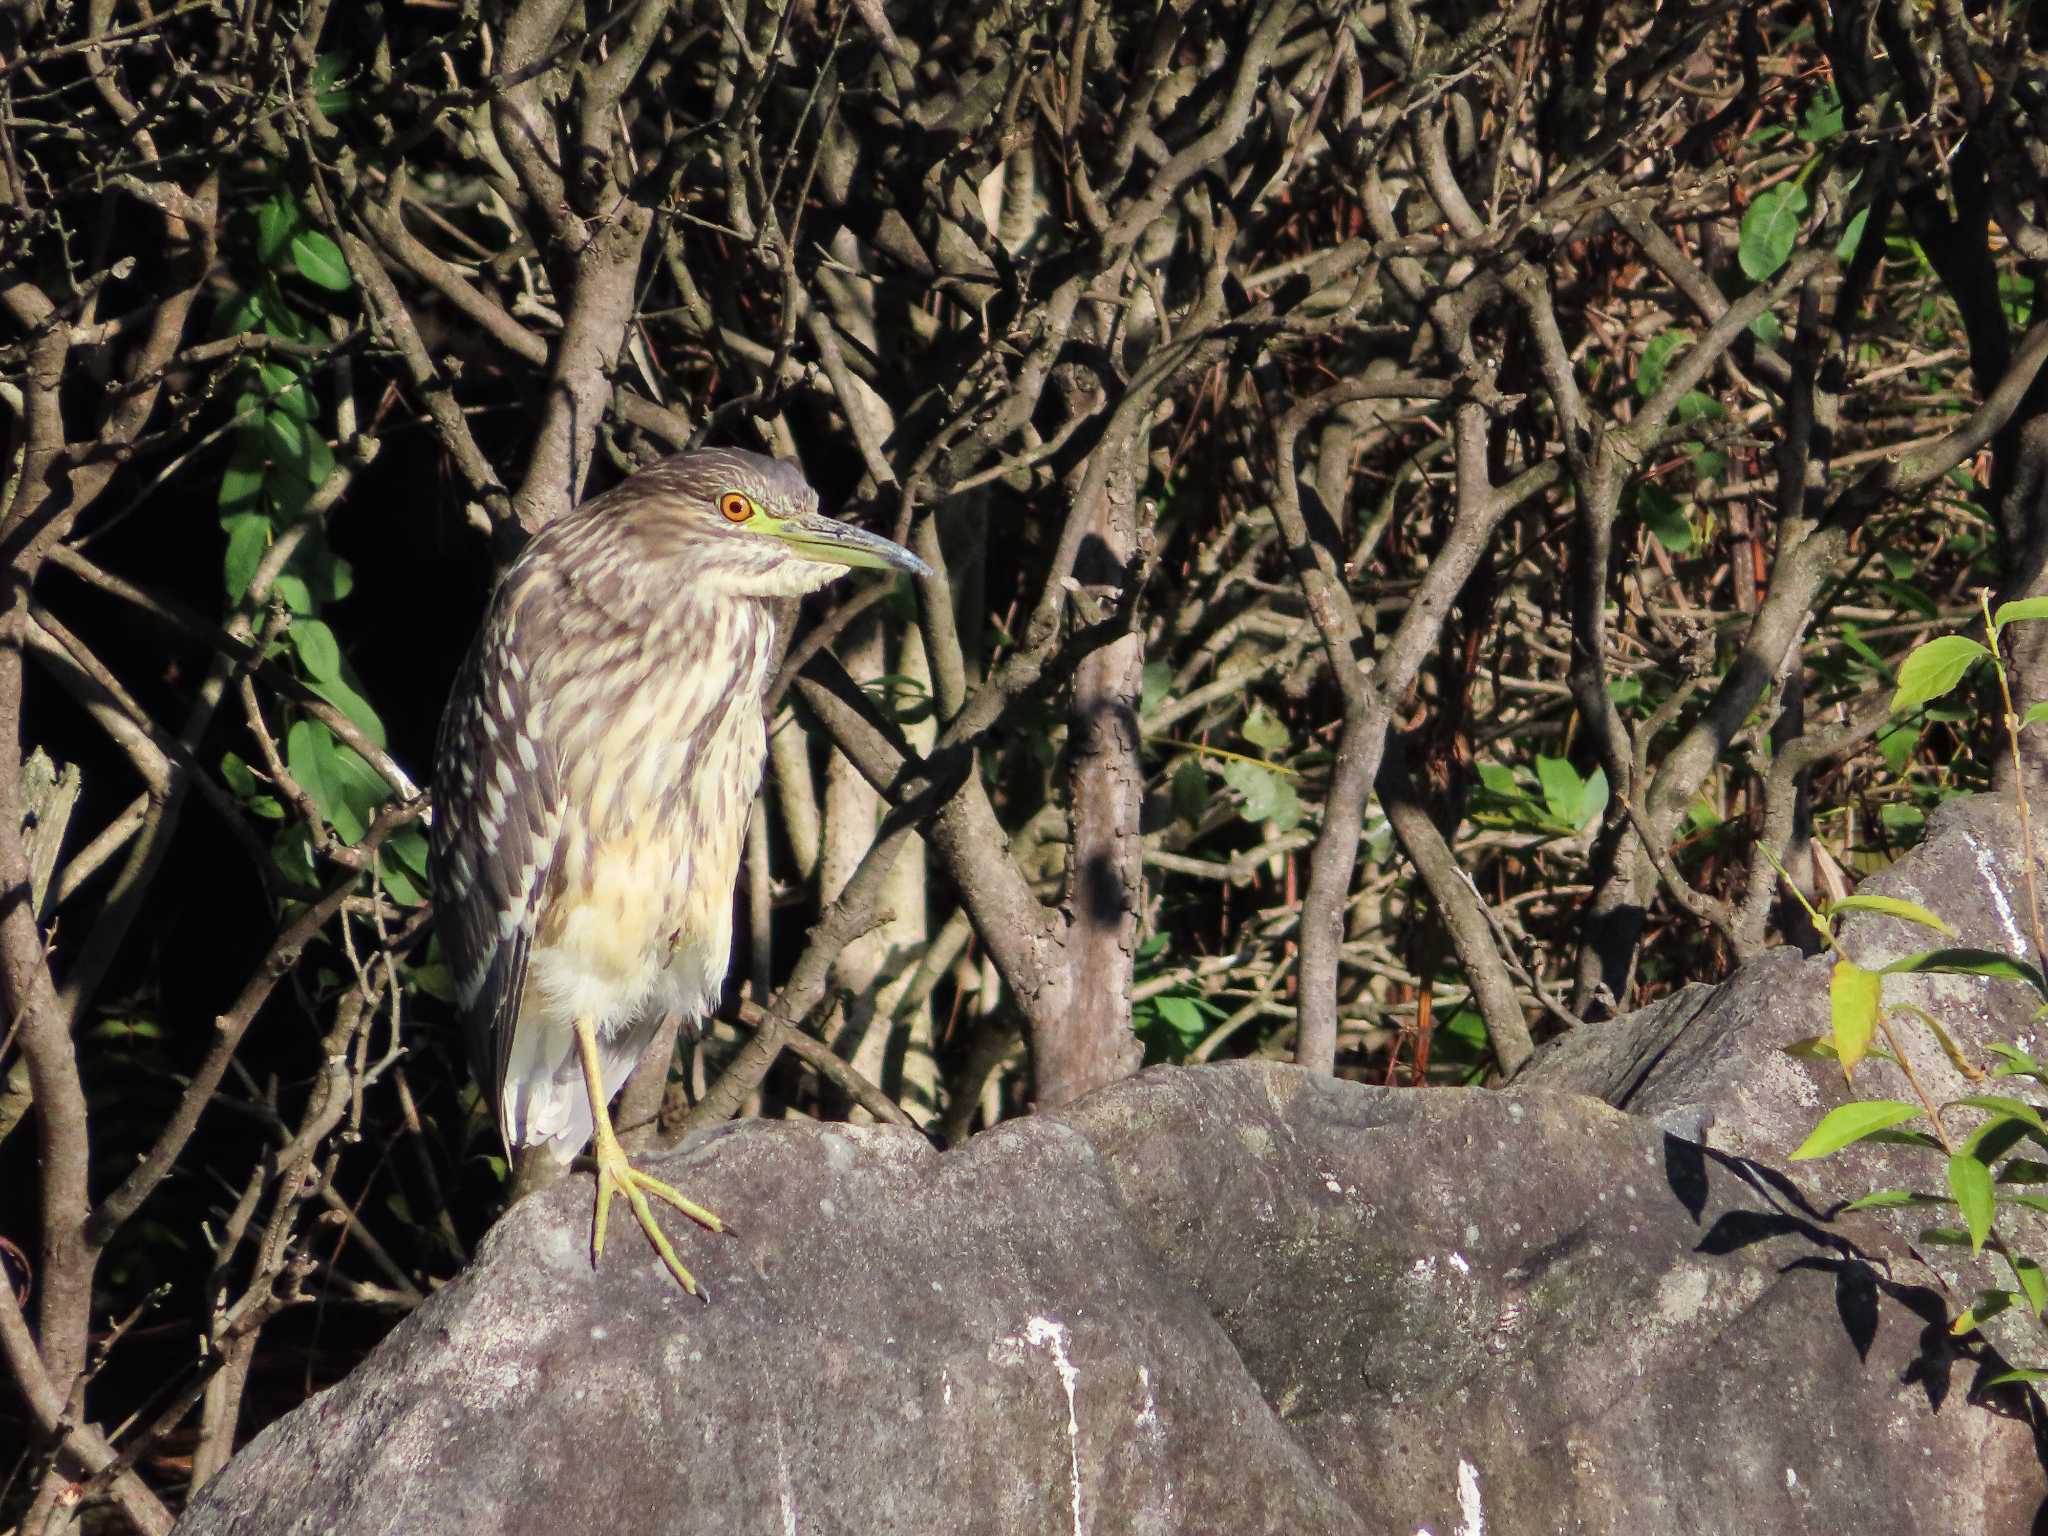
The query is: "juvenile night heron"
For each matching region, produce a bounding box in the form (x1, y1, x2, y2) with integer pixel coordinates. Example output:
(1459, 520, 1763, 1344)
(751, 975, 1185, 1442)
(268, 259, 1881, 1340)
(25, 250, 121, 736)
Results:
(431, 448, 928, 1295)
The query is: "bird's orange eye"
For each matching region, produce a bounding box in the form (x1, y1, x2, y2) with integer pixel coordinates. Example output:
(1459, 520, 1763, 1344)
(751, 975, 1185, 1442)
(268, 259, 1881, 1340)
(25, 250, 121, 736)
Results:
(719, 492, 754, 523)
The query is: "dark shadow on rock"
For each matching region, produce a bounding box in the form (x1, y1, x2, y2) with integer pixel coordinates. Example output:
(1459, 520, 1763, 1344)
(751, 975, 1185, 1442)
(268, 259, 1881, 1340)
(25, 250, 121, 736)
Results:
(1663, 1132, 1709, 1223)
(1718, 1152, 1842, 1226)
(1696, 1206, 1842, 1256)
(1778, 1253, 1954, 1404)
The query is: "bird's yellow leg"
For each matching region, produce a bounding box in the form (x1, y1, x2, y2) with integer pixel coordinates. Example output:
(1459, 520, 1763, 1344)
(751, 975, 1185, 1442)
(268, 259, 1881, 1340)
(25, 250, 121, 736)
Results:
(572, 1016, 725, 1296)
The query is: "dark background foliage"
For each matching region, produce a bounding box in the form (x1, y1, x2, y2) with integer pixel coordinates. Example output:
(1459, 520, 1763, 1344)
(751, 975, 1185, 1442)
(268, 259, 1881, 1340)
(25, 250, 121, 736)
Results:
(4, 0, 2046, 1527)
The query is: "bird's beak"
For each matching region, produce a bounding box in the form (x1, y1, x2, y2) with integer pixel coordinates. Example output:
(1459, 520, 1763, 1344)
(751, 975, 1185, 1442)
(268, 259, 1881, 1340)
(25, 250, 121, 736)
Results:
(770, 513, 932, 578)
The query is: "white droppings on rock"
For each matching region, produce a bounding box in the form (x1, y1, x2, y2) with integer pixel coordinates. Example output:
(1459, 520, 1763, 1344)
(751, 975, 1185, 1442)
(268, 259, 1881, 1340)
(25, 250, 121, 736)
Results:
(1135, 1365, 1161, 1436)
(1968, 830, 2028, 954)
(772, 1405, 798, 1536)
(1448, 1251, 1471, 1276)
(818, 1197, 837, 1219)
(1455, 1458, 1485, 1536)
(1785, 1465, 1799, 1490)
(589, 1324, 608, 1342)
(1017, 1317, 1085, 1536)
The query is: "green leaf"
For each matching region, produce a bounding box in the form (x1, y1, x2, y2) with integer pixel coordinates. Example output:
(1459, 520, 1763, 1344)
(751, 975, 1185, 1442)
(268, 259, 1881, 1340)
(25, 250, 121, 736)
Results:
(1139, 660, 1173, 720)
(272, 574, 314, 614)
(2012, 1254, 2047, 1319)
(1820, 894, 1956, 936)
(1152, 994, 1208, 1045)
(378, 827, 431, 907)
(324, 742, 392, 843)
(1223, 759, 1298, 828)
(1838, 623, 1889, 675)
(311, 51, 357, 115)
(2022, 702, 2048, 732)
(305, 670, 388, 750)
(1636, 482, 1695, 553)
(1634, 331, 1692, 399)
(1892, 1004, 1984, 1081)
(1829, 958, 1882, 1080)
(1841, 1188, 1936, 1211)
(219, 454, 267, 515)
(1750, 311, 1784, 346)
(223, 513, 271, 602)
(214, 287, 267, 338)
(1264, 776, 1302, 832)
(1988, 1043, 2048, 1080)
(304, 430, 337, 487)
(258, 360, 312, 419)
(1739, 181, 1810, 282)
(1782, 1035, 1842, 1061)
(1951, 1289, 2013, 1335)
(1866, 1128, 1946, 1152)
(1949, 1150, 1996, 1254)
(1878, 947, 2048, 995)
(1798, 90, 1844, 142)
(1876, 723, 1918, 775)
(255, 193, 302, 264)
(1573, 766, 1609, 831)
(1790, 1100, 1923, 1159)
(1890, 634, 1988, 714)
(291, 618, 342, 683)
(220, 751, 260, 798)
(1994, 597, 2048, 633)
(1951, 1095, 2048, 1135)
(1242, 705, 1289, 754)
(290, 229, 352, 291)
(264, 408, 306, 464)
(1985, 1368, 2048, 1386)
(1919, 1226, 1977, 1249)
(1835, 206, 1870, 262)
(287, 719, 340, 829)
(406, 959, 456, 1003)
(1536, 755, 1590, 829)
(1476, 762, 1518, 796)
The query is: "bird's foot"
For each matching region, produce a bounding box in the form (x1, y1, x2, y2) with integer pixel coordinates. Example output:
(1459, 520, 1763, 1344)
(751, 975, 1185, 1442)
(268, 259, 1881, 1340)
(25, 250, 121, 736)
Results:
(586, 1119, 725, 1300)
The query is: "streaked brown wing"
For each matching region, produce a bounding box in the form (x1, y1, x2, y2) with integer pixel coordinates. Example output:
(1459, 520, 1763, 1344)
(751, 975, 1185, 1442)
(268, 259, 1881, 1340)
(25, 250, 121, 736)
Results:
(430, 571, 562, 1127)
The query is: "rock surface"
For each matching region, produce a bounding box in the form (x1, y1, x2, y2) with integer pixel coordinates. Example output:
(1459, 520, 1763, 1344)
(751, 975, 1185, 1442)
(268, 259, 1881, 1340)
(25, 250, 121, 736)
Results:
(179, 1061, 2044, 1535)
(1524, 794, 2048, 1360)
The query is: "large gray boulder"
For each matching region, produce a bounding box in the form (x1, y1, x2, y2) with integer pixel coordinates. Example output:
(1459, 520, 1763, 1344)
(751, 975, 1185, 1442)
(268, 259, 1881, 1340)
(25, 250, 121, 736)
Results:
(178, 1062, 2043, 1535)
(1524, 794, 2048, 1360)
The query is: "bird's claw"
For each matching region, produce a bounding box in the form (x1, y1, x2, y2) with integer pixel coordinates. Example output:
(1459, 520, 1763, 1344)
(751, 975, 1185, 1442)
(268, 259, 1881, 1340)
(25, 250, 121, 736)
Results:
(588, 1132, 723, 1300)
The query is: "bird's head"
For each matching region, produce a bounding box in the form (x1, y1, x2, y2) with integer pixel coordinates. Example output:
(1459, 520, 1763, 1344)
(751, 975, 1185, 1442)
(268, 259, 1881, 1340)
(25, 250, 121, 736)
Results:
(590, 447, 930, 598)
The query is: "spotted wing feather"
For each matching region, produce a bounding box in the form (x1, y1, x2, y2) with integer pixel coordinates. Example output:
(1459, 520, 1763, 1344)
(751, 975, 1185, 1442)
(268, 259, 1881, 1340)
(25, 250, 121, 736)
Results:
(430, 569, 562, 1136)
